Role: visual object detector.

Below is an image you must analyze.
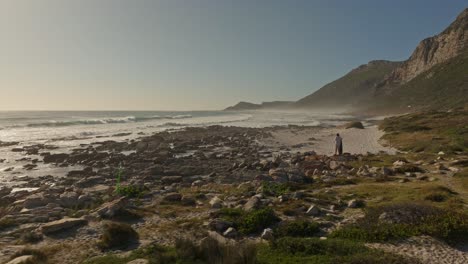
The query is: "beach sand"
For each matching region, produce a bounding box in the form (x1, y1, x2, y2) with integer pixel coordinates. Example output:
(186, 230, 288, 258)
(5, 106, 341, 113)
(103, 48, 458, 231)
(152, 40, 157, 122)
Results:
(261, 125, 397, 155)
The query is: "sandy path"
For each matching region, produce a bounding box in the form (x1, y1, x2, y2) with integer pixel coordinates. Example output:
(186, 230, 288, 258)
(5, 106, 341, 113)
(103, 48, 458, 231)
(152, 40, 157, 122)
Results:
(262, 125, 396, 155)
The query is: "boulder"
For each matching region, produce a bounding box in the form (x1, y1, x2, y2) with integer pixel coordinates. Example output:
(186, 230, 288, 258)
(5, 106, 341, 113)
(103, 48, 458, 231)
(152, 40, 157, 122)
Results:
(161, 176, 183, 185)
(347, 199, 363, 208)
(209, 196, 223, 209)
(24, 194, 50, 209)
(43, 153, 69, 163)
(0, 186, 12, 197)
(95, 197, 127, 218)
(209, 219, 233, 233)
(162, 192, 182, 202)
(243, 196, 261, 212)
(382, 167, 393, 176)
(41, 218, 87, 234)
(59, 191, 79, 208)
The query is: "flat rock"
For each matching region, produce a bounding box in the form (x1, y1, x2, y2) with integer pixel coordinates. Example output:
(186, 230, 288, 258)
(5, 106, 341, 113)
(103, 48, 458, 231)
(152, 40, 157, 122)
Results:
(162, 192, 182, 202)
(41, 218, 87, 234)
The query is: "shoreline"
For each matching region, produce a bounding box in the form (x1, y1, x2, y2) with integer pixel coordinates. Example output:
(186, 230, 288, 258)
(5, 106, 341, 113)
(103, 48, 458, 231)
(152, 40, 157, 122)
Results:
(0, 123, 395, 189)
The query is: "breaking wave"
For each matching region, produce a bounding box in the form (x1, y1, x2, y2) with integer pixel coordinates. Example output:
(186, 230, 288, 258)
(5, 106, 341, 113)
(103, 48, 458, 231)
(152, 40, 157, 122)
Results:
(24, 115, 193, 128)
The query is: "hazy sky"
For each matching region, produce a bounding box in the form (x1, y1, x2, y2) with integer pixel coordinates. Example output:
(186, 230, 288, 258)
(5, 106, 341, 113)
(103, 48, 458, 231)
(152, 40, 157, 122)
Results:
(0, 0, 466, 111)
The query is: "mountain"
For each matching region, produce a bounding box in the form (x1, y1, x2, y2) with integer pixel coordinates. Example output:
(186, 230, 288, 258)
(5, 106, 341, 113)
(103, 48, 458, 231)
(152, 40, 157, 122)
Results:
(224, 101, 293, 111)
(383, 8, 468, 85)
(294, 60, 401, 110)
(295, 8, 468, 113)
(367, 49, 468, 113)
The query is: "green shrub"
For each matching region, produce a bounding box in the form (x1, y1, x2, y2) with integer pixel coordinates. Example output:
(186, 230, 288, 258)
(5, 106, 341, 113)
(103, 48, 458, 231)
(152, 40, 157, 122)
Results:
(238, 208, 280, 235)
(393, 165, 425, 174)
(97, 221, 139, 250)
(262, 182, 290, 196)
(424, 193, 448, 202)
(217, 207, 280, 235)
(116, 185, 146, 198)
(256, 237, 418, 264)
(274, 220, 320, 238)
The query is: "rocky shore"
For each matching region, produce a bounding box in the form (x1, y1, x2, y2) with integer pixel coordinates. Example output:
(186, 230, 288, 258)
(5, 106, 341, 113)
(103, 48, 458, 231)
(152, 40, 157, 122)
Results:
(0, 125, 467, 264)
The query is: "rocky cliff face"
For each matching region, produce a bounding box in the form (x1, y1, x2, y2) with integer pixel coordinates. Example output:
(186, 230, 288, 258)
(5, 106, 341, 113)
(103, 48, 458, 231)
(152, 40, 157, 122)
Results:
(385, 8, 468, 84)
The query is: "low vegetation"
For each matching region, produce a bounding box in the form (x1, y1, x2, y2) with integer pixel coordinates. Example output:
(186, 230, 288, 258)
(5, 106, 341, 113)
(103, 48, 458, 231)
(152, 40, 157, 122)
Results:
(380, 108, 468, 153)
(217, 208, 280, 235)
(331, 203, 468, 244)
(261, 182, 291, 196)
(257, 237, 419, 264)
(274, 219, 320, 238)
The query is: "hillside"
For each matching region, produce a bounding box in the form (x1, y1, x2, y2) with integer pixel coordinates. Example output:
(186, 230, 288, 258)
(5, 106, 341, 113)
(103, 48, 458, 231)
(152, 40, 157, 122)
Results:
(294, 60, 401, 110)
(224, 101, 293, 111)
(294, 8, 468, 113)
(366, 50, 468, 113)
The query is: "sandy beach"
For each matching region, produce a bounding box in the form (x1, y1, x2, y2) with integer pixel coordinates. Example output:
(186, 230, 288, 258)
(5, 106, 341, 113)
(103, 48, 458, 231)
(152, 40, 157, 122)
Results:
(261, 125, 397, 155)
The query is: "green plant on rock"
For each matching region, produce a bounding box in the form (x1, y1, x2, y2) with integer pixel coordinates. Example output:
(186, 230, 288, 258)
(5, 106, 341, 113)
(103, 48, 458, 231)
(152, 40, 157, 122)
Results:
(114, 164, 124, 194)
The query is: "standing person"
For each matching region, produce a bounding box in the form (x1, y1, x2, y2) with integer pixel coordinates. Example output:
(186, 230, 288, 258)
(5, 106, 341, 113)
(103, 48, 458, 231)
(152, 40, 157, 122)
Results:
(335, 133, 343, 155)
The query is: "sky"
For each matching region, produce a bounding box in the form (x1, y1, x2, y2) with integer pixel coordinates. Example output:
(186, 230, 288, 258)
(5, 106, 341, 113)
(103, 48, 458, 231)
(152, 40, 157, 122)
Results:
(0, 0, 466, 111)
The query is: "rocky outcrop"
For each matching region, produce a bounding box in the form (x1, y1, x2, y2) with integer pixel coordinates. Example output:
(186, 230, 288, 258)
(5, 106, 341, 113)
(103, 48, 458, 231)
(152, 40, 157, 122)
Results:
(384, 8, 468, 84)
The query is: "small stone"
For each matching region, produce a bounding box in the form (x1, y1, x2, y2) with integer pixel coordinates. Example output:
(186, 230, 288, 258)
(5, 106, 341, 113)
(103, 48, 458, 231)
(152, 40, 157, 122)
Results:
(348, 199, 359, 208)
(306, 205, 320, 216)
(209, 196, 223, 209)
(223, 227, 238, 238)
(261, 228, 274, 240)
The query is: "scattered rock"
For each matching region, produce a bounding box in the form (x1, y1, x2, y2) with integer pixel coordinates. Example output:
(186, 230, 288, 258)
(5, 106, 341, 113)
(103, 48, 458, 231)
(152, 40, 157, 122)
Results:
(41, 218, 87, 235)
